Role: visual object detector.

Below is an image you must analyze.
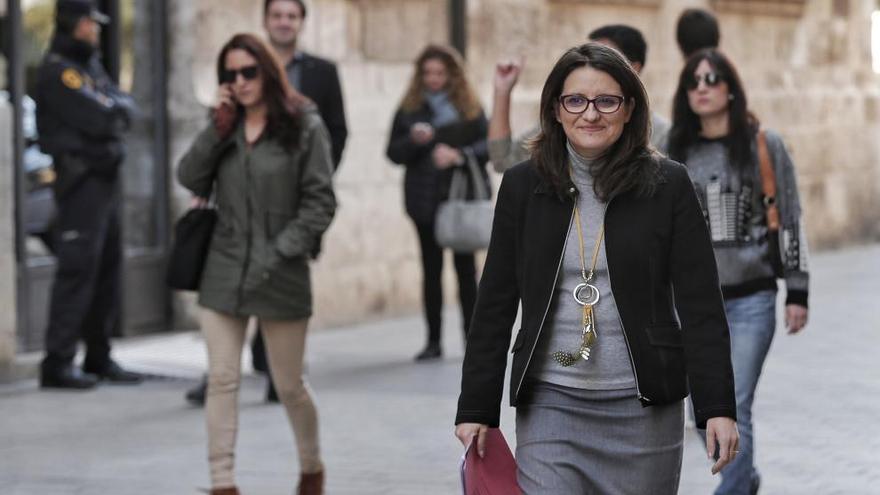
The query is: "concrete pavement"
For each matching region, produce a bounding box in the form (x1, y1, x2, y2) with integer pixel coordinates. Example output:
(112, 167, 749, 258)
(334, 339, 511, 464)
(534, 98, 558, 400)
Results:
(1, 243, 879, 494)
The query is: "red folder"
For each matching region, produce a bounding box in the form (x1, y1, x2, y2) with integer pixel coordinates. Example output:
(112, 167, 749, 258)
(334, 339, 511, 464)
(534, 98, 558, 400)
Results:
(460, 428, 523, 495)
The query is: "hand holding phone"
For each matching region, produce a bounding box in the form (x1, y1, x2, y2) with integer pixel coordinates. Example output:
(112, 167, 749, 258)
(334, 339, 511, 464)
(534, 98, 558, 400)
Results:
(213, 84, 238, 140)
(216, 83, 236, 108)
(410, 122, 435, 145)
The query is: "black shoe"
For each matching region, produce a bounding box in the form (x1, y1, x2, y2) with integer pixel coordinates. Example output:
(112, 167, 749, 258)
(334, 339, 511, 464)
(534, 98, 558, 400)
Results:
(265, 378, 279, 403)
(185, 376, 207, 406)
(83, 360, 143, 384)
(414, 343, 442, 362)
(40, 365, 99, 390)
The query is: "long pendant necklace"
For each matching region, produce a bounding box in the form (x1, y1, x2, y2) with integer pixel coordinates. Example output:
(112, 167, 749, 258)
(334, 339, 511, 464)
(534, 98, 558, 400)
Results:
(551, 192, 605, 367)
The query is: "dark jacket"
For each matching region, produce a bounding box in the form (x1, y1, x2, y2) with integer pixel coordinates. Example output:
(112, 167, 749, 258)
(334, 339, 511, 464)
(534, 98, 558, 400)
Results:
(455, 159, 736, 429)
(385, 104, 489, 225)
(290, 52, 348, 169)
(35, 33, 136, 189)
(177, 107, 336, 320)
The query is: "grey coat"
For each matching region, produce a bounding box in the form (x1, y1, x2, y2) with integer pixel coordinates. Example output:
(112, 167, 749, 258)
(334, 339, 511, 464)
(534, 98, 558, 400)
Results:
(177, 108, 336, 320)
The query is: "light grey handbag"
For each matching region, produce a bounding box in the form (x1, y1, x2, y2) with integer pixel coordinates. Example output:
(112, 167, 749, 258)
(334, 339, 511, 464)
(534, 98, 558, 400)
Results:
(434, 149, 494, 252)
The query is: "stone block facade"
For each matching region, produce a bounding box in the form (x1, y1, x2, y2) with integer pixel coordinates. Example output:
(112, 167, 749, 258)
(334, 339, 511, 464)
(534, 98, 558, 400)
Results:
(0, 101, 19, 372)
(166, 0, 880, 330)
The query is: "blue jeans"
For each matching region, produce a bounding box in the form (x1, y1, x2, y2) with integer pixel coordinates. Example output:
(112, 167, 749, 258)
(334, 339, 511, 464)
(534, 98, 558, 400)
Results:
(698, 289, 776, 495)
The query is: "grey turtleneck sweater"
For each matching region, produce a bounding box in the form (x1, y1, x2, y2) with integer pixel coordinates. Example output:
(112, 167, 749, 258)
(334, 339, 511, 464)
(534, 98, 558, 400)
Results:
(528, 143, 636, 390)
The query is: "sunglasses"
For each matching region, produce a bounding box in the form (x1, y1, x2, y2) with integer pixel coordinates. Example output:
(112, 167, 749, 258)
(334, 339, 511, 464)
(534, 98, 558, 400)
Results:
(686, 72, 723, 90)
(220, 65, 259, 84)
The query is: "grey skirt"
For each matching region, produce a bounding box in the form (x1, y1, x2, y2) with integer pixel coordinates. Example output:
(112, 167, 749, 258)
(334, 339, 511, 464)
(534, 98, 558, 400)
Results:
(516, 381, 684, 495)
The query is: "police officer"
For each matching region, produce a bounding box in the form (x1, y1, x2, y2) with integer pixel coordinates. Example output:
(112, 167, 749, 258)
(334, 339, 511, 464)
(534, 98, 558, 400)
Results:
(36, 0, 141, 389)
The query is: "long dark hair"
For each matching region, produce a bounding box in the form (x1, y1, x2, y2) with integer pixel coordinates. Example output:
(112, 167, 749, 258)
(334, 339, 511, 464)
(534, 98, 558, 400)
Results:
(667, 49, 759, 169)
(532, 43, 658, 201)
(400, 44, 482, 120)
(216, 33, 310, 150)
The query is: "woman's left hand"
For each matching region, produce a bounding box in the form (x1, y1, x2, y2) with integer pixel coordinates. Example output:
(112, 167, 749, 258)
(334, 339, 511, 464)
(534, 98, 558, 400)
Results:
(784, 304, 808, 334)
(706, 416, 739, 475)
(432, 144, 463, 169)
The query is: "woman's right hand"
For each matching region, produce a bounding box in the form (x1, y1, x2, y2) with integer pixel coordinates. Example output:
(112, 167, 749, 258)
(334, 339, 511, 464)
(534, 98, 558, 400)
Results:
(216, 83, 235, 108)
(494, 57, 524, 94)
(410, 122, 435, 145)
(190, 196, 209, 209)
(213, 84, 237, 139)
(455, 423, 489, 458)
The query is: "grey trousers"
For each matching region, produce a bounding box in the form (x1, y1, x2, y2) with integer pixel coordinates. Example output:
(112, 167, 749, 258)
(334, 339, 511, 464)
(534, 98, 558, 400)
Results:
(516, 382, 684, 495)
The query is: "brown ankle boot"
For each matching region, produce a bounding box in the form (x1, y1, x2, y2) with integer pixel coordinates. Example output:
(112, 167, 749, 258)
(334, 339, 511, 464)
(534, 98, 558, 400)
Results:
(296, 470, 324, 495)
(210, 487, 240, 495)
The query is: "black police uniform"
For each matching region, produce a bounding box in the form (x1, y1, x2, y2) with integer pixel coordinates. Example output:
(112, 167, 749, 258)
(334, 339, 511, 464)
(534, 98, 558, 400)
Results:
(35, 29, 136, 382)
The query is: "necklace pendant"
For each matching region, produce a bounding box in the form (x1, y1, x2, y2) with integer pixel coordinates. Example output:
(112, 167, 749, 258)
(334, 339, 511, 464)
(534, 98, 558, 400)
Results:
(573, 282, 600, 306)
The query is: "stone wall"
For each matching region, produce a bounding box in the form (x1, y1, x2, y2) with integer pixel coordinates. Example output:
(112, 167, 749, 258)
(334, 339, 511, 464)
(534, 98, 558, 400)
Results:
(467, 0, 880, 248)
(167, 0, 880, 329)
(0, 100, 19, 373)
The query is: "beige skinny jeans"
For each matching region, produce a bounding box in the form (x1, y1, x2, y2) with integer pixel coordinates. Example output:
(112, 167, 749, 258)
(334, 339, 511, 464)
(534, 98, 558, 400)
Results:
(200, 308, 323, 489)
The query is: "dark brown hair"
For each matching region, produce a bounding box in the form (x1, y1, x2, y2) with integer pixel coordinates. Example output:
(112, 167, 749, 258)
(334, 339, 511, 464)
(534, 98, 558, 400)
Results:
(400, 44, 482, 120)
(216, 33, 310, 150)
(667, 48, 758, 169)
(676, 8, 720, 58)
(532, 43, 658, 201)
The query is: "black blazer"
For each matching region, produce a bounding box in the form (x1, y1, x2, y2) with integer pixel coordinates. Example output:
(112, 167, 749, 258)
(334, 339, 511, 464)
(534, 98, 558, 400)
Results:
(455, 159, 736, 429)
(386, 104, 489, 225)
(297, 52, 348, 169)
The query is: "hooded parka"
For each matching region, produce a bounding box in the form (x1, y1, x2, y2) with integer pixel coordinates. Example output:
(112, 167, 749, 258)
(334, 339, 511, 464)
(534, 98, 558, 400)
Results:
(177, 108, 336, 320)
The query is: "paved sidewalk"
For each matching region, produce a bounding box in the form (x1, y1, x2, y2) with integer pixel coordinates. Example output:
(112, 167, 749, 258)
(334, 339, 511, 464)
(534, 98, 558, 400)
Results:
(1, 244, 879, 494)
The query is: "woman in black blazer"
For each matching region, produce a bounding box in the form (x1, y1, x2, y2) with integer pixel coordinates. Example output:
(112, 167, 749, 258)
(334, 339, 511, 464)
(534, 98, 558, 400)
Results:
(454, 43, 738, 494)
(386, 44, 489, 361)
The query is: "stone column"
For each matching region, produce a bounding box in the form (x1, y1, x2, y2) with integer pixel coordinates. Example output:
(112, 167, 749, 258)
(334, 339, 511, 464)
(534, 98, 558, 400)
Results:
(0, 99, 19, 377)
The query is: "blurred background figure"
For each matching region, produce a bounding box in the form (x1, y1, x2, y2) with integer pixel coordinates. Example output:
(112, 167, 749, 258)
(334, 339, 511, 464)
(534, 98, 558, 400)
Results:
(35, 0, 140, 390)
(675, 8, 721, 59)
(386, 44, 488, 362)
(177, 33, 335, 495)
(667, 48, 810, 495)
(263, 0, 347, 169)
(488, 24, 669, 173)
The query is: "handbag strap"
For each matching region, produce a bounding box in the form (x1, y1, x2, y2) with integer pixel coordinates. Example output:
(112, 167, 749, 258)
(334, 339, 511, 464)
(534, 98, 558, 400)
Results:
(448, 165, 468, 200)
(462, 148, 490, 201)
(756, 130, 780, 232)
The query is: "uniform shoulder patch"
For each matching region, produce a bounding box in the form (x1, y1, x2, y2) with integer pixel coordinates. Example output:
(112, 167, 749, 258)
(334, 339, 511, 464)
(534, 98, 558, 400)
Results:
(61, 68, 84, 90)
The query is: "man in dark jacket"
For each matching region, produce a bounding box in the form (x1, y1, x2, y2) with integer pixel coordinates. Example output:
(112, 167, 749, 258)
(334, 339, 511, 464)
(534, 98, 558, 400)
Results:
(264, 0, 348, 168)
(36, 0, 141, 389)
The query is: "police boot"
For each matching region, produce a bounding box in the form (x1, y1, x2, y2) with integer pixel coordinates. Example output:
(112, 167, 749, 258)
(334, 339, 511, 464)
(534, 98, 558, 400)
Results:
(83, 359, 143, 384)
(186, 375, 208, 406)
(40, 364, 99, 390)
(266, 375, 279, 403)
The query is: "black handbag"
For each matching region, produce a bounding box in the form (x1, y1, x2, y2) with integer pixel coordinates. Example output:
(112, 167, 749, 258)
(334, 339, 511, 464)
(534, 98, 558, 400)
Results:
(166, 207, 218, 290)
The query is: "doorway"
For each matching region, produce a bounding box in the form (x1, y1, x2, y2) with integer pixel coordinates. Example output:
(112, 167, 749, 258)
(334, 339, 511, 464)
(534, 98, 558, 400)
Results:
(2, 0, 171, 352)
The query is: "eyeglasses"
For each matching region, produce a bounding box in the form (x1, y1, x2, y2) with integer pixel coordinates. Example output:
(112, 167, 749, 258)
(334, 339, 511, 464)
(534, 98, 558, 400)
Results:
(558, 94, 624, 115)
(220, 65, 259, 84)
(686, 72, 723, 91)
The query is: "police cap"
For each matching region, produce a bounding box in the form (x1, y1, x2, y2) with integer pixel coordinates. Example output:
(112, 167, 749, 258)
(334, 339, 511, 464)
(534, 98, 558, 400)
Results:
(56, 0, 110, 25)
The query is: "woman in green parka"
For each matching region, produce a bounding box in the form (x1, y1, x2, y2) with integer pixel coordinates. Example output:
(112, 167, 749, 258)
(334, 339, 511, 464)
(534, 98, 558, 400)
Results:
(177, 33, 335, 495)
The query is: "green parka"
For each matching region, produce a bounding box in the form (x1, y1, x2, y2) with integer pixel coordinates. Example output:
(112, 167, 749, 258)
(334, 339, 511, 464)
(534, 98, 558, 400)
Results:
(177, 108, 336, 320)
